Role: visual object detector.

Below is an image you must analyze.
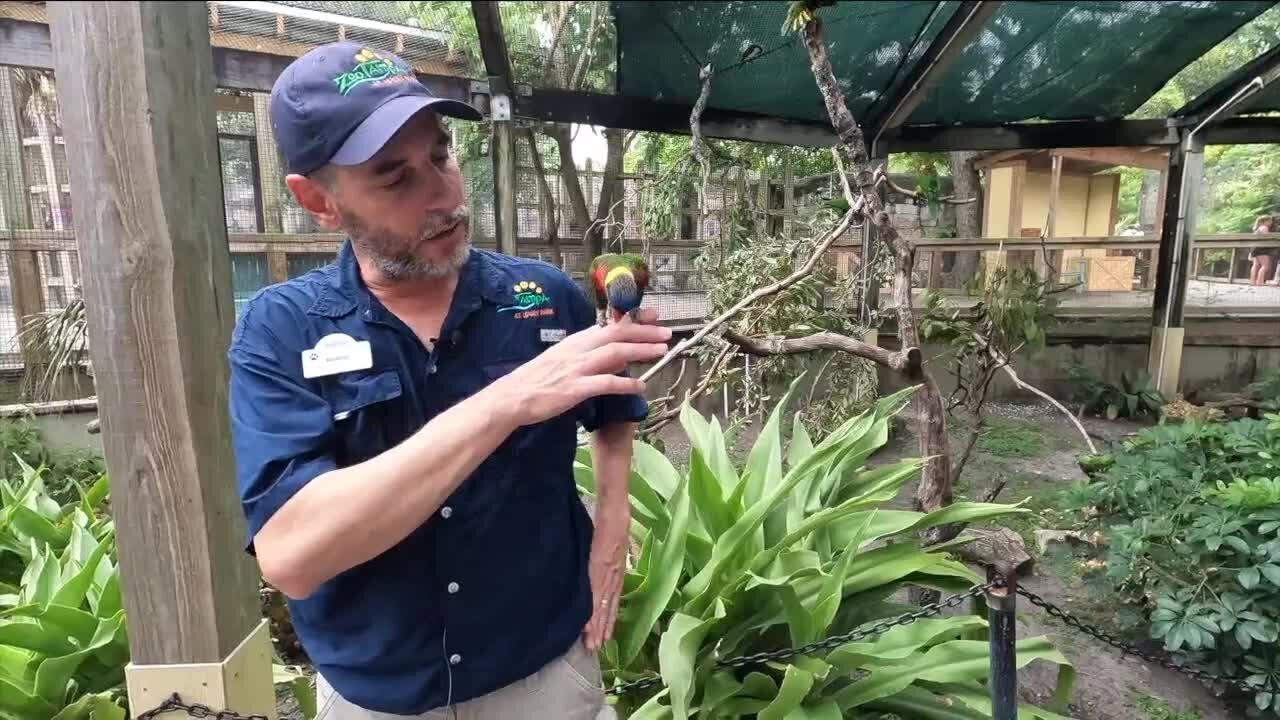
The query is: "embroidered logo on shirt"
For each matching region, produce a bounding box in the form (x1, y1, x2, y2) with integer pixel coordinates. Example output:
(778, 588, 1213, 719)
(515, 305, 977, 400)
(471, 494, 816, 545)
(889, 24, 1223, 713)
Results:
(498, 281, 555, 319)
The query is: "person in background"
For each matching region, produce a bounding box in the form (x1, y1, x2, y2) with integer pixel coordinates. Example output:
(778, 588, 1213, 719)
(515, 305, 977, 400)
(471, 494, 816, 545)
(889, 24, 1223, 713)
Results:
(1248, 214, 1275, 286)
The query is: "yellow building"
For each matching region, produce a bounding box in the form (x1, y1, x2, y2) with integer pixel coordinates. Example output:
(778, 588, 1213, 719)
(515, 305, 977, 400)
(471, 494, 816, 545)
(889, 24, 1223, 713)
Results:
(976, 148, 1170, 291)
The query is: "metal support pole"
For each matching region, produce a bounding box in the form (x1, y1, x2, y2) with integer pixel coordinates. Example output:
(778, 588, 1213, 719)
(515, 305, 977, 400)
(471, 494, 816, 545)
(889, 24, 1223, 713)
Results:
(987, 572, 1018, 720)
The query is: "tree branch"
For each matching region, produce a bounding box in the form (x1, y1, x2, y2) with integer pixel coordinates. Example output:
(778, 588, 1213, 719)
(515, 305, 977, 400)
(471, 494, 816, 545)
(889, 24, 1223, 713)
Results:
(539, 0, 578, 87)
(568, 1, 601, 91)
(880, 174, 977, 206)
(636, 206, 857, 384)
(722, 329, 920, 374)
(641, 342, 735, 438)
(975, 334, 1099, 455)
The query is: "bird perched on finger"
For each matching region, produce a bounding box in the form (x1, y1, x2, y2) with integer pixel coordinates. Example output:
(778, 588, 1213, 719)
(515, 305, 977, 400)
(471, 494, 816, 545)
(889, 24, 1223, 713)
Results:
(588, 253, 650, 326)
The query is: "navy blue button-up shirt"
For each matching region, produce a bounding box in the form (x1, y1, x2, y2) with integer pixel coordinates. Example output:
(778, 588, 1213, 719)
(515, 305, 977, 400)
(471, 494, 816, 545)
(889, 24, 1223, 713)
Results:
(227, 241, 646, 714)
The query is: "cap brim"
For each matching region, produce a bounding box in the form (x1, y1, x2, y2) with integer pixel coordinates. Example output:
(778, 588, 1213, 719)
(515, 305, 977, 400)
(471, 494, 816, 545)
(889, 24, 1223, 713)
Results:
(329, 94, 484, 167)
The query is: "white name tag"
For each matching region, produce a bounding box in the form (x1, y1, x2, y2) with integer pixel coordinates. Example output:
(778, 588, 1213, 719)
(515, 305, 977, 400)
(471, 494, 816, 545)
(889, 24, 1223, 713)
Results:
(540, 328, 567, 343)
(302, 333, 373, 379)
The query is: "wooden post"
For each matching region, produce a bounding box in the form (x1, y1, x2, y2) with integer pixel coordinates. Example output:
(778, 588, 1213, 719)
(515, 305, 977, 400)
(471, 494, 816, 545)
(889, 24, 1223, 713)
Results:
(1149, 132, 1202, 400)
(0, 69, 29, 230)
(48, 2, 273, 717)
(253, 93, 283, 233)
(491, 120, 517, 255)
(1041, 153, 1062, 279)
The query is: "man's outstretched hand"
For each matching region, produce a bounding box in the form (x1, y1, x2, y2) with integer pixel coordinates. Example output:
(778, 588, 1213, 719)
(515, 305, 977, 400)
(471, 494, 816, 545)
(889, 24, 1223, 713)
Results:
(489, 309, 669, 428)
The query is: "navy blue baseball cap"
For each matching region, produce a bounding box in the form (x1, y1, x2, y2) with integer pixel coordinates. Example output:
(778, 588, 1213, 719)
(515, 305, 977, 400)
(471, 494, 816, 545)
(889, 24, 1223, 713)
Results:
(269, 41, 483, 176)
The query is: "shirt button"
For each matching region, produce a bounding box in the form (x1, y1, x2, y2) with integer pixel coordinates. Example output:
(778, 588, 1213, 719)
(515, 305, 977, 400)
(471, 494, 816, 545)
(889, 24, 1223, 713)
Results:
(449, 654, 462, 666)
(447, 581, 460, 594)
(429, 364, 438, 374)
(441, 506, 453, 519)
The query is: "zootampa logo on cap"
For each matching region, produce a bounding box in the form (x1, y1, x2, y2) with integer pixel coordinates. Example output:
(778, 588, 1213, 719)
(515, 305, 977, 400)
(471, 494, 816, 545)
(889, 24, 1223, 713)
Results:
(333, 48, 415, 96)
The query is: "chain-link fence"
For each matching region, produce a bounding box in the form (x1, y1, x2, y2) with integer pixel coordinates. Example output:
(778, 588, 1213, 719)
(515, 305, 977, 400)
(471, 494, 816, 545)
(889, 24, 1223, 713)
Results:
(131, 573, 1271, 719)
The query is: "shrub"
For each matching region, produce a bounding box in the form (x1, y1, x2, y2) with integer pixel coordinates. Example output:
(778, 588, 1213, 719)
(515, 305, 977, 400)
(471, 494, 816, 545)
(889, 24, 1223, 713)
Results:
(1068, 367, 1165, 420)
(577, 379, 1074, 719)
(1066, 413, 1280, 715)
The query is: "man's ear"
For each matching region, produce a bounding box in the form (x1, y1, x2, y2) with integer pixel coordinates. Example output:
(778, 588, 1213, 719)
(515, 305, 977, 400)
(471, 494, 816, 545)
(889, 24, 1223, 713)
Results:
(285, 173, 342, 230)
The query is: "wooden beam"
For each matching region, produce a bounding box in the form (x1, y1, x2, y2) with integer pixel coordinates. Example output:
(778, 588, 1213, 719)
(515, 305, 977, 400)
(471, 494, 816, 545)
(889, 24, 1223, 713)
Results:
(1050, 146, 1170, 171)
(49, 0, 265, 684)
(974, 149, 1030, 169)
(1047, 154, 1062, 239)
(1, 16, 475, 100)
(867, 0, 1003, 147)
(1175, 41, 1280, 119)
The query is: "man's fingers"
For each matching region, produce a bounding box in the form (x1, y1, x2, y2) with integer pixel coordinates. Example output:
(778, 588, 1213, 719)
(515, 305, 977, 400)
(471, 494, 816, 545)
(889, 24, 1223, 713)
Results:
(576, 374, 646, 401)
(579, 343, 668, 376)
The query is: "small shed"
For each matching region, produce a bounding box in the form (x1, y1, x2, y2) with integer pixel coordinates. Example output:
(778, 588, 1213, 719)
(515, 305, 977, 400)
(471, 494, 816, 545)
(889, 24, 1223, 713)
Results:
(976, 147, 1170, 290)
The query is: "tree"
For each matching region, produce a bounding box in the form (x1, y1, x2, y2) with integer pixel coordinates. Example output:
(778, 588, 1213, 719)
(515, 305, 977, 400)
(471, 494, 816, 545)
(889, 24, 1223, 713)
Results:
(407, 1, 630, 263)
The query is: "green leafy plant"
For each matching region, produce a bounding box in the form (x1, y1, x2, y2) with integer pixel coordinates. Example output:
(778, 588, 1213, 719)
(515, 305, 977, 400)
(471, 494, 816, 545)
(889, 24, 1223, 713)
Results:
(579, 380, 1074, 718)
(1066, 414, 1280, 715)
(1068, 367, 1166, 420)
(0, 459, 126, 720)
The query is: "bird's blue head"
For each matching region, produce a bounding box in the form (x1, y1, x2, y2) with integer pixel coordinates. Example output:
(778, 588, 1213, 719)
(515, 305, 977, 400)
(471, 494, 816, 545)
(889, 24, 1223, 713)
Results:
(605, 266, 642, 313)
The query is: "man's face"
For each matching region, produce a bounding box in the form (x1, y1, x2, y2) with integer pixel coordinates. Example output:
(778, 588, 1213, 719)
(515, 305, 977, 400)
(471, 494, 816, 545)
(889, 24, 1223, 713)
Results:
(321, 111, 471, 281)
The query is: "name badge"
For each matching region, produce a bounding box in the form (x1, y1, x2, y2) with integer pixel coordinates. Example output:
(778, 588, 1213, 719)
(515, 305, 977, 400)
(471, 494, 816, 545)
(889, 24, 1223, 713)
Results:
(540, 328, 567, 343)
(302, 333, 373, 379)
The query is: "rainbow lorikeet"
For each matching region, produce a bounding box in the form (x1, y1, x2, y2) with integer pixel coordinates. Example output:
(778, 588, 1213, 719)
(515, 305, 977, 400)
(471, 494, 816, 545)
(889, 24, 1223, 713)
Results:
(588, 253, 650, 325)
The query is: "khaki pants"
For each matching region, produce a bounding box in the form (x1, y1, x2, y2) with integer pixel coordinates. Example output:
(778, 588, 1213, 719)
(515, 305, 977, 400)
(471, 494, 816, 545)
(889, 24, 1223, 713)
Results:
(314, 640, 618, 720)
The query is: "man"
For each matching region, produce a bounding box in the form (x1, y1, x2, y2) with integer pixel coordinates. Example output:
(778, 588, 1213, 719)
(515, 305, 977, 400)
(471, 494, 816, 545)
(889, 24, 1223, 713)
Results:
(227, 41, 670, 719)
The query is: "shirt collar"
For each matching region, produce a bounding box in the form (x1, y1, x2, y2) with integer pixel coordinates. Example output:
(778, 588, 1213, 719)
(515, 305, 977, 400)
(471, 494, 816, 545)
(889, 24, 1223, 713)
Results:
(308, 239, 512, 318)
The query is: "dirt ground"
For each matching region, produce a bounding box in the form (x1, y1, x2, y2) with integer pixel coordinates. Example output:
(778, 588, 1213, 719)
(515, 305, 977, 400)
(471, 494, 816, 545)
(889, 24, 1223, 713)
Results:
(654, 399, 1242, 720)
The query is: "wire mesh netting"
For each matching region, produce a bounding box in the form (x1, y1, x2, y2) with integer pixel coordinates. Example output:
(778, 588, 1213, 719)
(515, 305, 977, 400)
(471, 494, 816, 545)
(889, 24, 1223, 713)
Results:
(612, 1, 1275, 126)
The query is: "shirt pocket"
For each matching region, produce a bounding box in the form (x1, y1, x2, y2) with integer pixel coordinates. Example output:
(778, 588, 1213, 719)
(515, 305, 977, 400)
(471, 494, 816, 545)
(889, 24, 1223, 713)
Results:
(324, 368, 405, 465)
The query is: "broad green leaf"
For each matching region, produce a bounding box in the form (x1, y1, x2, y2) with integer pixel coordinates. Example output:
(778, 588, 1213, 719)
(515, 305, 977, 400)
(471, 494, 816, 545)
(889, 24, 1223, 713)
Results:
(700, 671, 743, 716)
(786, 411, 815, 471)
(621, 473, 693, 669)
(658, 605, 724, 720)
(0, 674, 57, 720)
(810, 512, 875, 639)
(51, 692, 126, 720)
(18, 544, 58, 607)
(790, 700, 842, 720)
(623, 468, 673, 538)
(81, 476, 110, 515)
(628, 688, 672, 720)
(757, 665, 814, 720)
(743, 375, 802, 544)
(0, 620, 77, 656)
(834, 637, 1075, 709)
(826, 616, 989, 670)
(830, 502, 1028, 550)
(688, 451, 733, 541)
(6, 604, 98, 643)
(679, 403, 736, 497)
(632, 441, 681, 501)
(864, 684, 992, 719)
(682, 435, 852, 615)
(35, 612, 126, 703)
(573, 462, 597, 496)
(53, 539, 111, 610)
(931, 680, 1074, 719)
(92, 572, 122, 620)
(9, 507, 66, 549)
(741, 672, 779, 699)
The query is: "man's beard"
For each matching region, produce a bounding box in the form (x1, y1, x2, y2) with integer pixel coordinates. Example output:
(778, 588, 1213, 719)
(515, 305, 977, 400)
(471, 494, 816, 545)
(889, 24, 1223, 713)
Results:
(340, 205, 472, 281)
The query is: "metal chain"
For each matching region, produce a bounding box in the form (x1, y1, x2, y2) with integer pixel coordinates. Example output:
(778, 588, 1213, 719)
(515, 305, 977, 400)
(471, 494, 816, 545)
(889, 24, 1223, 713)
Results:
(134, 693, 270, 720)
(608, 578, 999, 697)
(1016, 586, 1260, 695)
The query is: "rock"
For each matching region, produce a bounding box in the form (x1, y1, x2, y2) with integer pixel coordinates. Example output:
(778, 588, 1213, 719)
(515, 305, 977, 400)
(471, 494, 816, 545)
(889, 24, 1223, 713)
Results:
(1034, 529, 1102, 555)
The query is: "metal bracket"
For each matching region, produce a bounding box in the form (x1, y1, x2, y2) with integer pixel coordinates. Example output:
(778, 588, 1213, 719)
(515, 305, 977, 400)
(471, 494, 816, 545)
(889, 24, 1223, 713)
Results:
(490, 94, 512, 122)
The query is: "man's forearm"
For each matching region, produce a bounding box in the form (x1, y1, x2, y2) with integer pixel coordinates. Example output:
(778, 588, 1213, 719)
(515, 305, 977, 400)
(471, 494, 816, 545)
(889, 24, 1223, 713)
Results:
(590, 422, 635, 545)
(254, 382, 519, 599)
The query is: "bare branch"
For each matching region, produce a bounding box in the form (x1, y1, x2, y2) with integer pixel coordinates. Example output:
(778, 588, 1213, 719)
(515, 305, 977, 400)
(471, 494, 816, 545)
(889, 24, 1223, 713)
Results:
(882, 175, 977, 205)
(539, 1, 578, 87)
(974, 334, 1099, 455)
(641, 343, 735, 438)
(569, 1, 602, 91)
(637, 207, 858, 384)
(722, 329, 921, 374)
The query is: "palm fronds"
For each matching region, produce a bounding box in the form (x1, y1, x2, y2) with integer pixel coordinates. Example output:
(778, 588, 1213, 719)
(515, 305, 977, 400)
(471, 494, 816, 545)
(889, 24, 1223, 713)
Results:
(14, 294, 90, 402)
